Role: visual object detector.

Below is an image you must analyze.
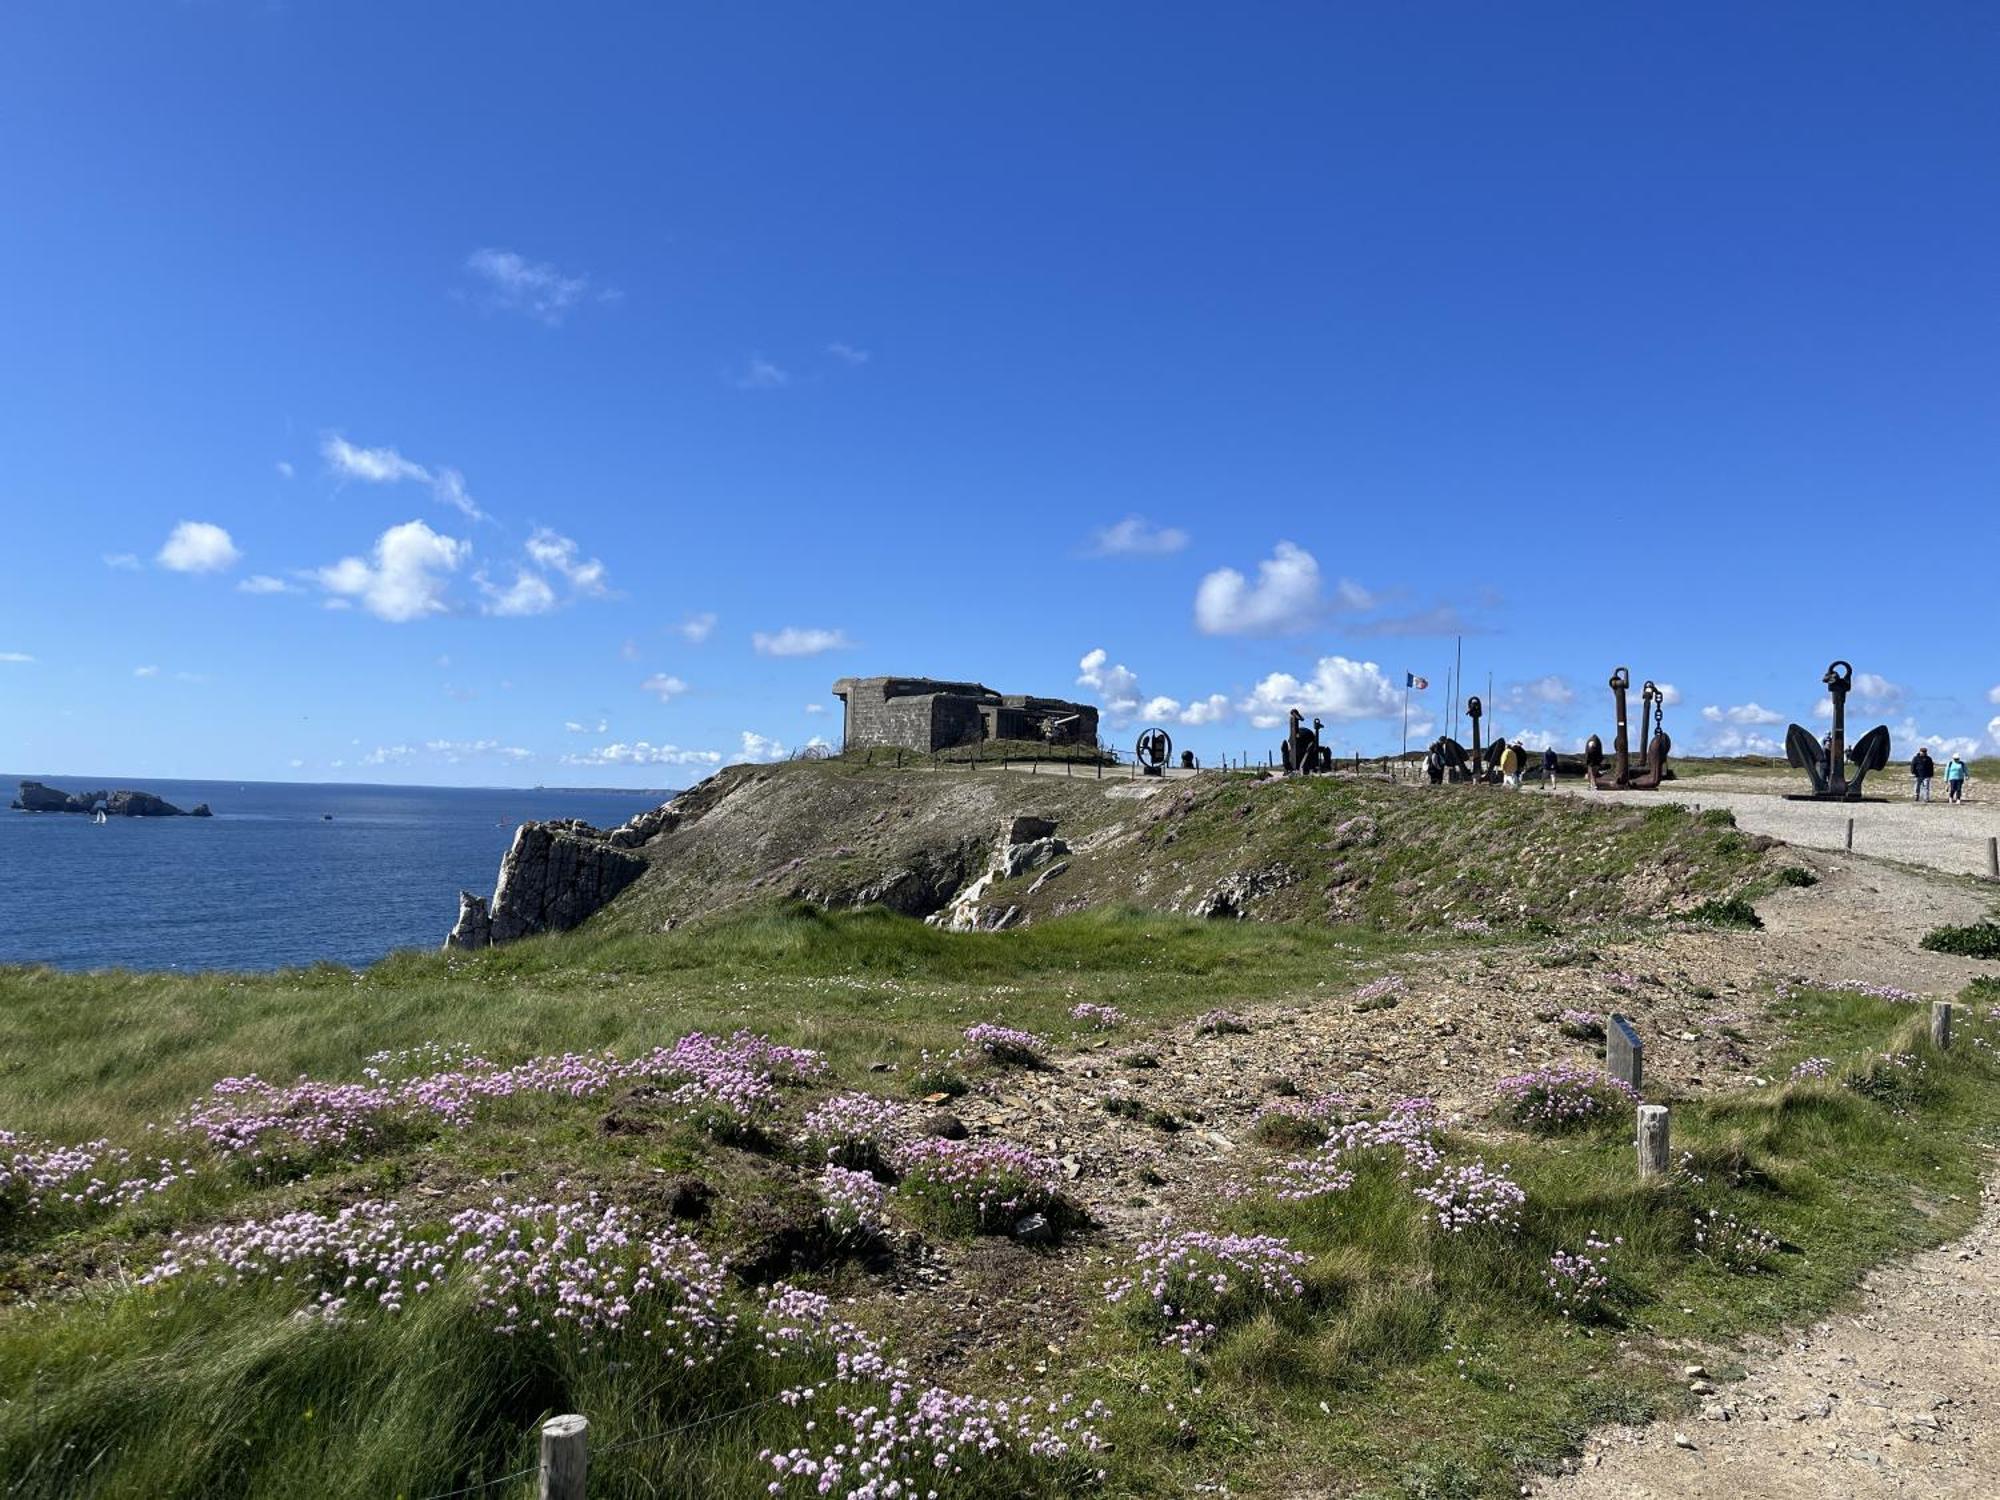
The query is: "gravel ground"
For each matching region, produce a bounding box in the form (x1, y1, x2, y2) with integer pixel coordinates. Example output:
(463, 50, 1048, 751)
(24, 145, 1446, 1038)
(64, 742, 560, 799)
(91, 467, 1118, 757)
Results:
(1540, 1165, 2000, 1500)
(1563, 776, 2000, 881)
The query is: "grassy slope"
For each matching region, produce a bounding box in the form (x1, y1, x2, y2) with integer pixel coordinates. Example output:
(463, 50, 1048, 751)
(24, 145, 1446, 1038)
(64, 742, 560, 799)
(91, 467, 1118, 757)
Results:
(600, 759, 1771, 938)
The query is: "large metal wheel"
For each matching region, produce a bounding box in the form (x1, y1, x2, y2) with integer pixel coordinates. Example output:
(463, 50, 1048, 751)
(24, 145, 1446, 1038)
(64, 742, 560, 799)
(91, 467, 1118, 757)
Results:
(1135, 727, 1173, 771)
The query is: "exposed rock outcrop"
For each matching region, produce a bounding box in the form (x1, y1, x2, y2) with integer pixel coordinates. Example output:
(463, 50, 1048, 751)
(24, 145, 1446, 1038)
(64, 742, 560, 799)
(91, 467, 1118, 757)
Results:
(932, 816, 1069, 931)
(444, 798, 693, 950)
(10, 780, 210, 817)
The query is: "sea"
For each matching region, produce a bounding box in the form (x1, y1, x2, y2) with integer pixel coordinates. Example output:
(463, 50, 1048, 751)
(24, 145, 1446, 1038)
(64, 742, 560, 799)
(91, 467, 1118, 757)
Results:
(0, 776, 673, 973)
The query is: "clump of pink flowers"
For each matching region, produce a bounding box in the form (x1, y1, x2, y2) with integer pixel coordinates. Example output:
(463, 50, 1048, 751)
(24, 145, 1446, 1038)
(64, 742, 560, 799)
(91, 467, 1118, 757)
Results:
(1557, 1008, 1604, 1040)
(1103, 1224, 1309, 1355)
(1417, 1162, 1526, 1234)
(1692, 1208, 1781, 1272)
(1266, 1103, 1442, 1201)
(1, 1130, 191, 1221)
(1352, 975, 1407, 1006)
(892, 1137, 1066, 1234)
(963, 1022, 1045, 1067)
(1195, 1009, 1250, 1036)
(1547, 1231, 1620, 1318)
(1069, 1002, 1127, 1030)
(1495, 1064, 1638, 1132)
(1450, 918, 1492, 937)
(798, 1092, 905, 1171)
(817, 1164, 888, 1242)
(1788, 1056, 1834, 1082)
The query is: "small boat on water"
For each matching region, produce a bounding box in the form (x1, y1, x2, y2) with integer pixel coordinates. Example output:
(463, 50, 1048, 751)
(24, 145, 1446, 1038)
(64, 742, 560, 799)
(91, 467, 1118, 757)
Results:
(322, 814, 334, 821)
(92, 809, 107, 825)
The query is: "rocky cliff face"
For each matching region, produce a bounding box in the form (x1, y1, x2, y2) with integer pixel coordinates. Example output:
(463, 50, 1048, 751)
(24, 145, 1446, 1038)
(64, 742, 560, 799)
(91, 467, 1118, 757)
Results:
(444, 807, 670, 950)
(11, 780, 211, 817)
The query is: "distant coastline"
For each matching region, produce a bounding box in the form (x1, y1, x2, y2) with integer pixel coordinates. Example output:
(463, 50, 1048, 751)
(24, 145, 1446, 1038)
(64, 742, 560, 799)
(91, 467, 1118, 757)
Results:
(4, 773, 676, 799)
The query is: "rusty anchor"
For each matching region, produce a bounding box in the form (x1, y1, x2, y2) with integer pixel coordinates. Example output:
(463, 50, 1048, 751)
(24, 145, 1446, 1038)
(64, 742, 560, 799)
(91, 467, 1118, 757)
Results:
(1279, 708, 1331, 774)
(1783, 661, 1890, 801)
(1584, 667, 1672, 790)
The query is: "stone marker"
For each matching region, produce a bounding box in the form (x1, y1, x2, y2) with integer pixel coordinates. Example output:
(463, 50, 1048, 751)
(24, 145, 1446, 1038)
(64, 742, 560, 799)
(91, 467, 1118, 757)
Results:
(1637, 1104, 1671, 1178)
(1607, 1013, 1643, 1093)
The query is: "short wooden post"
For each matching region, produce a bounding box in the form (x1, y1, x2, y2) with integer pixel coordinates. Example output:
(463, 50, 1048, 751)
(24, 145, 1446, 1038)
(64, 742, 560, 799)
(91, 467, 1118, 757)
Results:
(1607, 1014, 1643, 1094)
(540, 1413, 588, 1500)
(1931, 1001, 1953, 1051)
(1988, 836, 1998, 879)
(1636, 1104, 1670, 1179)
(1845, 817, 1854, 852)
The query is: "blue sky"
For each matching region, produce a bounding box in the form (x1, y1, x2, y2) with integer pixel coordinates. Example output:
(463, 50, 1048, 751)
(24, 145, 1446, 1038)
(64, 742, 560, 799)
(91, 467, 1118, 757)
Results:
(2, 3, 1995, 785)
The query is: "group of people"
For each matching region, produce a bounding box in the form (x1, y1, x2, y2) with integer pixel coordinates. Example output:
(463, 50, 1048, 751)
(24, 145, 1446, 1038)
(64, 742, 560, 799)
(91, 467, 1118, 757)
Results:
(1909, 747, 1971, 804)
(1423, 741, 1558, 789)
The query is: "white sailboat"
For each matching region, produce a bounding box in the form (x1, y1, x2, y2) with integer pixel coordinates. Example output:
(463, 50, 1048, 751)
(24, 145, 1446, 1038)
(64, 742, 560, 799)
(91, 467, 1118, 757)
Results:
(92, 809, 107, 825)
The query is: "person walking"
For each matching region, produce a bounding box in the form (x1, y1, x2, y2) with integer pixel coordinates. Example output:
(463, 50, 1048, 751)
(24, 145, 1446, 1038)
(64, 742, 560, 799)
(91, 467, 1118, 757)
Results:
(1500, 741, 1523, 789)
(1425, 745, 1444, 785)
(1910, 746, 1935, 803)
(1945, 754, 1968, 803)
(1542, 744, 1559, 790)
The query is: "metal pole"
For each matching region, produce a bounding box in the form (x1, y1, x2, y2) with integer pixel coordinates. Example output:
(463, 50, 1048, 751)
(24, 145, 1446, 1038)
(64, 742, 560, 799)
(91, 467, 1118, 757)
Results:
(1845, 817, 1854, 851)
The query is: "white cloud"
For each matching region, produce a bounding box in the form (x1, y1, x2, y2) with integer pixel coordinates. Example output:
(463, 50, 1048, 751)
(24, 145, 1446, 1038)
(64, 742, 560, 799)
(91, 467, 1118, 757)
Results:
(316, 520, 469, 623)
(620, 638, 642, 662)
(1194, 541, 1322, 636)
(463, 248, 596, 325)
(1240, 656, 1400, 729)
(1077, 648, 1143, 719)
(275, 461, 294, 480)
(102, 552, 141, 571)
(1699, 726, 1785, 756)
(562, 740, 724, 768)
(133, 665, 159, 678)
(732, 731, 791, 764)
(323, 435, 429, 485)
(237, 574, 296, 595)
(524, 529, 608, 596)
(1655, 683, 1682, 706)
(321, 435, 488, 522)
(1987, 685, 2000, 706)
(361, 744, 415, 766)
(423, 739, 533, 763)
(678, 612, 718, 644)
(1519, 675, 1574, 706)
(733, 357, 790, 391)
(1887, 718, 1980, 761)
(1333, 578, 1376, 610)
(641, 674, 688, 702)
(0, 652, 33, 664)
(1087, 516, 1189, 558)
(477, 568, 558, 617)
(753, 626, 852, 657)
(1989, 715, 2000, 751)
(826, 342, 870, 365)
(1138, 693, 1233, 728)
(564, 718, 608, 735)
(1701, 702, 1784, 726)
(157, 521, 241, 574)
(1854, 672, 1903, 709)
(805, 702, 827, 715)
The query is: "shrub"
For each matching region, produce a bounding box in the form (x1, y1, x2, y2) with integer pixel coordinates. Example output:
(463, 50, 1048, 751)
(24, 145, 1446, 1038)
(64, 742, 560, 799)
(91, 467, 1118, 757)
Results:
(1494, 1065, 1637, 1132)
(1684, 896, 1762, 929)
(1775, 866, 1819, 888)
(1557, 1009, 1605, 1042)
(1919, 922, 2000, 959)
(1069, 1002, 1127, 1030)
(798, 1092, 905, 1172)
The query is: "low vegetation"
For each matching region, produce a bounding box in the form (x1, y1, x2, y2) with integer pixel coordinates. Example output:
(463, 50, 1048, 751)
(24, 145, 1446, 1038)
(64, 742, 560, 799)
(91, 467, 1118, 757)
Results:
(3, 900, 1995, 1497)
(1919, 920, 2000, 959)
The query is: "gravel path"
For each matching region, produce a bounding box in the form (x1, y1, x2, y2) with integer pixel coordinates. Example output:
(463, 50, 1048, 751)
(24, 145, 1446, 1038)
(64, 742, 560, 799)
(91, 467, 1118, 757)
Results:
(1540, 1166, 2000, 1500)
(1565, 777, 2000, 881)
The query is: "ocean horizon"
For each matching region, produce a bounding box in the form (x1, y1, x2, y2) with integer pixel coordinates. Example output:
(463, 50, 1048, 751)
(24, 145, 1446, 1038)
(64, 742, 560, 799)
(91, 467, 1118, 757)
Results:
(1, 774, 675, 974)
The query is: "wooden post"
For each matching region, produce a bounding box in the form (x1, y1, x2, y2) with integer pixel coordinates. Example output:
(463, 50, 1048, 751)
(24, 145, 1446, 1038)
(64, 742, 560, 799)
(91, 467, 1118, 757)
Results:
(1636, 1104, 1670, 1179)
(1845, 817, 1854, 852)
(1988, 836, 1998, 879)
(1607, 1014, 1643, 1094)
(540, 1414, 588, 1500)
(1931, 1001, 1953, 1051)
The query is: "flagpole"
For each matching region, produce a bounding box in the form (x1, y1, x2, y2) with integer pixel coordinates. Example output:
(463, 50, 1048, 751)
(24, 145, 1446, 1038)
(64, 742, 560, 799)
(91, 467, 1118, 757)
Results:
(1453, 635, 1463, 742)
(1401, 678, 1410, 762)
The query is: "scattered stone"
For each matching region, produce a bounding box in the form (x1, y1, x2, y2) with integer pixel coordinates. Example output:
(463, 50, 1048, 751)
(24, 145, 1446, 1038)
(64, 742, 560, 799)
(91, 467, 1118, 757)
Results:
(1012, 1212, 1056, 1245)
(922, 1113, 967, 1140)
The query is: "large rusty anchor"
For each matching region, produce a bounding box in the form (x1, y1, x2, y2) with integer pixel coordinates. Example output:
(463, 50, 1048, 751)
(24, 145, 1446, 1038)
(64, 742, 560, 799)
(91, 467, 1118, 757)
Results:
(1584, 667, 1671, 790)
(1784, 661, 1890, 801)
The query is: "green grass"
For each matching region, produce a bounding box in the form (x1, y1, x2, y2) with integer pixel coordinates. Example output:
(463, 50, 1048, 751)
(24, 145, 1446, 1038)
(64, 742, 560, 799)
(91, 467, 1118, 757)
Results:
(3, 911, 1998, 1499)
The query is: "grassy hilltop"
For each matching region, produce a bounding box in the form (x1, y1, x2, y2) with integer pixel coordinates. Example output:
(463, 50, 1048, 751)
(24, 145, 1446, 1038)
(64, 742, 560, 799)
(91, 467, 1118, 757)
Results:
(3, 762, 1998, 1500)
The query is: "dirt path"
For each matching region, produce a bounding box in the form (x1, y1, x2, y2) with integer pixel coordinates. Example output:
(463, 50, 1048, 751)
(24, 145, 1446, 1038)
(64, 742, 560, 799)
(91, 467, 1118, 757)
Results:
(1538, 1166, 2000, 1499)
